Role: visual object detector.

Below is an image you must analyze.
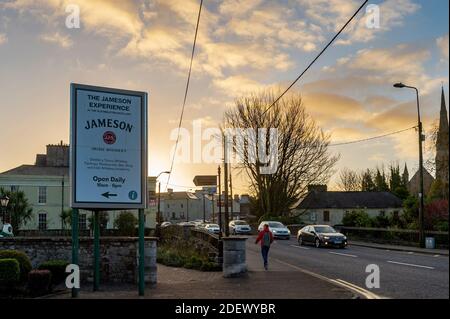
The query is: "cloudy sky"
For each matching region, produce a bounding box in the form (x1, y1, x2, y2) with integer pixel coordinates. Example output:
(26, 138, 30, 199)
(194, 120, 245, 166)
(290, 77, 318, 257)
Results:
(0, 0, 448, 194)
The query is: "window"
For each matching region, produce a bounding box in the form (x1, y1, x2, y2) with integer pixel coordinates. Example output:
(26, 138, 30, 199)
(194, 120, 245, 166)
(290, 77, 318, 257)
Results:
(38, 213, 47, 230)
(181, 203, 183, 208)
(180, 212, 185, 219)
(310, 212, 317, 221)
(10, 185, 19, 192)
(167, 204, 170, 208)
(323, 211, 330, 222)
(79, 214, 87, 230)
(38, 186, 47, 204)
(172, 212, 176, 219)
(379, 211, 386, 217)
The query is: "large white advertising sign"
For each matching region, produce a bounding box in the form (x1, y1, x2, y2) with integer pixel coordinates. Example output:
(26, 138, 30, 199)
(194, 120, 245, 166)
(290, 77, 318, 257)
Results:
(70, 83, 147, 209)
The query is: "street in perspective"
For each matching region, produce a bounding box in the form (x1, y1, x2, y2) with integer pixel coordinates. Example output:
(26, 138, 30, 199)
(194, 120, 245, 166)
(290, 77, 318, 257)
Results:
(0, 0, 448, 309)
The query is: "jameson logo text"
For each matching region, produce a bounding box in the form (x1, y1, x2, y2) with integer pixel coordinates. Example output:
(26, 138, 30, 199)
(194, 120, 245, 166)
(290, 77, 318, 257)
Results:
(85, 119, 133, 132)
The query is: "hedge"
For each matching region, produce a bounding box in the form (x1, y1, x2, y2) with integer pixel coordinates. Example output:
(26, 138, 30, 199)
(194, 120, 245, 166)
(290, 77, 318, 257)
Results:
(0, 250, 32, 282)
(0, 258, 20, 285)
(38, 260, 69, 285)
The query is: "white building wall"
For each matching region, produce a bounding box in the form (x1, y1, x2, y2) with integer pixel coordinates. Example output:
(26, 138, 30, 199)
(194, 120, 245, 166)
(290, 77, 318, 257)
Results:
(296, 208, 403, 226)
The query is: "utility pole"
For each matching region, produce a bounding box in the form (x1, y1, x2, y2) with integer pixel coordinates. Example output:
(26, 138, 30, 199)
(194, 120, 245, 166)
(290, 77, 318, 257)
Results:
(202, 191, 206, 223)
(157, 182, 161, 224)
(218, 165, 222, 238)
(229, 168, 233, 221)
(223, 134, 230, 237)
(211, 193, 215, 223)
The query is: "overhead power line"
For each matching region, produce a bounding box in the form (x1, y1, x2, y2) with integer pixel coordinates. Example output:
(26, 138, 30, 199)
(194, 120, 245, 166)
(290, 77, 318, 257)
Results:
(329, 125, 417, 147)
(165, 0, 203, 191)
(262, 0, 369, 116)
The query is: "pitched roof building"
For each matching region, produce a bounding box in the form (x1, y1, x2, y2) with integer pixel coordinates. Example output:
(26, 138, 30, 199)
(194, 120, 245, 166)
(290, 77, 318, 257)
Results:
(294, 185, 403, 226)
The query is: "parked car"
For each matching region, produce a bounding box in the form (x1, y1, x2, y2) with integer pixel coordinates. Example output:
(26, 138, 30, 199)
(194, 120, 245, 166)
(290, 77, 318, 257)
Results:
(297, 225, 347, 248)
(229, 220, 252, 235)
(258, 221, 291, 239)
(204, 224, 220, 235)
(160, 221, 172, 228)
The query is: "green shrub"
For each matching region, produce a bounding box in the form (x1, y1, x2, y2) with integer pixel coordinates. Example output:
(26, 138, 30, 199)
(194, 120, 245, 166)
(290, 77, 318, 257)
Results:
(0, 250, 32, 282)
(342, 210, 372, 227)
(113, 211, 138, 236)
(0, 258, 20, 286)
(28, 270, 52, 296)
(38, 260, 69, 285)
(184, 256, 203, 269)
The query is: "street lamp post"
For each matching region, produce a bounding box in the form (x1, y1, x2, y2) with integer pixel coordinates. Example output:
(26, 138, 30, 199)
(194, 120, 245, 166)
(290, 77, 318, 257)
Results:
(0, 195, 10, 224)
(394, 83, 425, 248)
(156, 171, 171, 225)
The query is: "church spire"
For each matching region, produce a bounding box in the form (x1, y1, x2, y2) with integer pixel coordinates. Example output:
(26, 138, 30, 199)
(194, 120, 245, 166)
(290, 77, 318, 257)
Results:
(435, 86, 449, 199)
(439, 86, 448, 131)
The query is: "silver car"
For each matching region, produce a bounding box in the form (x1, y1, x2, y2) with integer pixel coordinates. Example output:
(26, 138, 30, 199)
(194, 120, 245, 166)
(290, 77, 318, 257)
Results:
(229, 220, 252, 235)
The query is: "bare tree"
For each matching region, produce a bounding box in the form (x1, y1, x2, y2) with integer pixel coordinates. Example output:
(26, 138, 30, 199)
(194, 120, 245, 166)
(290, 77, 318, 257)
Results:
(424, 121, 439, 176)
(223, 90, 339, 217)
(336, 168, 361, 191)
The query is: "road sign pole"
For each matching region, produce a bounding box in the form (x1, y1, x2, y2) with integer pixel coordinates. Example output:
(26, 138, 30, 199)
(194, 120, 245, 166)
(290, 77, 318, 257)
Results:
(138, 208, 145, 296)
(93, 210, 100, 291)
(71, 208, 79, 298)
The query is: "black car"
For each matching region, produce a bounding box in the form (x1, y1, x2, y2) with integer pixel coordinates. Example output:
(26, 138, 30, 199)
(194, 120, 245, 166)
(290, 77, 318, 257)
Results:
(297, 225, 347, 248)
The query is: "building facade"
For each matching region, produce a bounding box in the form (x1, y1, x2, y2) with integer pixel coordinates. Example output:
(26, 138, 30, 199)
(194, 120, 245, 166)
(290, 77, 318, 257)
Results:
(0, 142, 157, 231)
(294, 185, 403, 226)
(158, 189, 241, 223)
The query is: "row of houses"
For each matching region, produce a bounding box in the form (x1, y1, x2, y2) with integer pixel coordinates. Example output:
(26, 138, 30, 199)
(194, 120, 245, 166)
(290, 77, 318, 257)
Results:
(0, 141, 439, 231)
(0, 142, 251, 231)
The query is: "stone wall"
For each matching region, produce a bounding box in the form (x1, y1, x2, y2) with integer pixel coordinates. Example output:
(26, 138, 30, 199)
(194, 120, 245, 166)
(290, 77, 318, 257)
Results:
(0, 237, 157, 284)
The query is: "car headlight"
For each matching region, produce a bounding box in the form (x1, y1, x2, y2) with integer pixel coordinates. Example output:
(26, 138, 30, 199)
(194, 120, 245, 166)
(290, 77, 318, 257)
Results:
(323, 236, 330, 240)
(287, 230, 291, 234)
(343, 236, 347, 240)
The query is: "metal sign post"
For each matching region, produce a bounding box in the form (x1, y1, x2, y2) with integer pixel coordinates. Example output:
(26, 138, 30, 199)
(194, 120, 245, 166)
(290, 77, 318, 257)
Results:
(71, 208, 79, 298)
(93, 210, 100, 291)
(70, 83, 148, 297)
(138, 208, 145, 296)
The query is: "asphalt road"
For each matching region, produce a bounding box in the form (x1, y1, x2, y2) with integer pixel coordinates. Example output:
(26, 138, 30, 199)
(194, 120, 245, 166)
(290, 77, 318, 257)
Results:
(246, 236, 449, 299)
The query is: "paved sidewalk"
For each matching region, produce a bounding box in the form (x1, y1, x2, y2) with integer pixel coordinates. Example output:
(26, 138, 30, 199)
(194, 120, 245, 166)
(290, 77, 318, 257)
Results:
(47, 248, 357, 299)
(349, 241, 449, 256)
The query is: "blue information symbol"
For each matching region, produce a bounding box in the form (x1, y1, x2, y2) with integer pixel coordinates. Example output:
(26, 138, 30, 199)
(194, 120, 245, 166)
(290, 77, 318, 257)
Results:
(128, 191, 138, 200)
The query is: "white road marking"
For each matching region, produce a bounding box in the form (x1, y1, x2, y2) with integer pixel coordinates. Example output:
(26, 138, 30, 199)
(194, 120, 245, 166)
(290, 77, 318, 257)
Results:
(434, 255, 440, 257)
(387, 260, 435, 270)
(271, 258, 382, 299)
(334, 279, 383, 300)
(329, 251, 357, 258)
(407, 252, 414, 255)
(290, 244, 310, 250)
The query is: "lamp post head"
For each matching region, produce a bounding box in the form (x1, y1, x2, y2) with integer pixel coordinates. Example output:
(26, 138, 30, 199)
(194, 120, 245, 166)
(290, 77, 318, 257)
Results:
(0, 195, 9, 208)
(393, 82, 406, 88)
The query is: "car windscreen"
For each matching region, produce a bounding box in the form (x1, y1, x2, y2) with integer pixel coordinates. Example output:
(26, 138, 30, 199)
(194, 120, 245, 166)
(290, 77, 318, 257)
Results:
(268, 222, 284, 228)
(207, 224, 219, 228)
(234, 221, 248, 225)
(314, 226, 336, 233)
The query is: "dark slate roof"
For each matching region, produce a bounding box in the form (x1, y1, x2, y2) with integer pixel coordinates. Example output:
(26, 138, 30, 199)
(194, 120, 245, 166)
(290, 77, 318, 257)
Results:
(160, 192, 200, 200)
(296, 191, 403, 210)
(0, 165, 68, 176)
